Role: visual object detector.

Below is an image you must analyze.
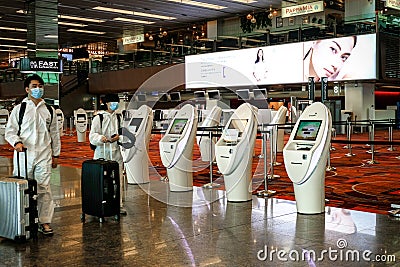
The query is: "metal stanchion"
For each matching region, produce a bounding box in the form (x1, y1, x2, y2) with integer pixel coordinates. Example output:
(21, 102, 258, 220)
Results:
(367, 122, 378, 164)
(367, 121, 377, 154)
(258, 123, 265, 159)
(268, 127, 279, 180)
(326, 133, 336, 172)
(68, 117, 74, 136)
(330, 128, 336, 151)
(203, 131, 220, 189)
(388, 119, 395, 151)
(272, 124, 282, 167)
(345, 120, 355, 157)
(257, 131, 276, 198)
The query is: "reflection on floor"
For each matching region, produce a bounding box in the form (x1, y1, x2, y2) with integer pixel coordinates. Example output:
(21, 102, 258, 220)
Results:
(0, 159, 399, 266)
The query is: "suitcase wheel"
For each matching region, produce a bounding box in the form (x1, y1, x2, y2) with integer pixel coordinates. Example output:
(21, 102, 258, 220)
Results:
(114, 215, 120, 222)
(80, 213, 85, 222)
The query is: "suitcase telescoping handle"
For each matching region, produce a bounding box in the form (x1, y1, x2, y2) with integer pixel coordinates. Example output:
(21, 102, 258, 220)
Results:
(16, 147, 28, 180)
(103, 142, 113, 161)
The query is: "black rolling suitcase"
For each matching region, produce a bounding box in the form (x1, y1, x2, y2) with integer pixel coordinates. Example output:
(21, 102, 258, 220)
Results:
(0, 149, 38, 242)
(81, 144, 120, 223)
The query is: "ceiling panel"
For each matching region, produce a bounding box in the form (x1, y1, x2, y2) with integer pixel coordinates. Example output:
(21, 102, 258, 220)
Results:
(0, 0, 285, 62)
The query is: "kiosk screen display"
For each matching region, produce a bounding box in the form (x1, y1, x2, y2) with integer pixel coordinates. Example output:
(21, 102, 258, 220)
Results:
(129, 118, 143, 133)
(294, 120, 322, 141)
(228, 119, 248, 136)
(77, 114, 86, 121)
(169, 119, 188, 135)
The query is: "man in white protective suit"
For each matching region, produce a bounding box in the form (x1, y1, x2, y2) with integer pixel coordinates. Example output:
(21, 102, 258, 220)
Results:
(5, 74, 61, 236)
(89, 93, 127, 215)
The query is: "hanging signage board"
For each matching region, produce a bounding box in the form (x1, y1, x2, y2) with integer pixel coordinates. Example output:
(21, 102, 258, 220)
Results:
(386, 0, 400, 11)
(122, 34, 145, 45)
(20, 57, 63, 73)
(282, 1, 324, 18)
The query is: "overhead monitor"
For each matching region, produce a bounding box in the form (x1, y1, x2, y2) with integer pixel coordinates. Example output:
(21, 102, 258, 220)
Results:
(137, 94, 146, 102)
(169, 119, 188, 135)
(129, 118, 143, 133)
(194, 91, 206, 99)
(169, 92, 181, 102)
(228, 119, 248, 137)
(253, 88, 267, 99)
(159, 93, 168, 102)
(236, 89, 250, 100)
(294, 120, 322, 141)
(208, 90, 220, 100)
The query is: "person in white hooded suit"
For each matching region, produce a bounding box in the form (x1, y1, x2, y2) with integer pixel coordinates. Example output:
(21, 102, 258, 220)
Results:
(89, 93, 126, 215)
(5, 74, 61, 236)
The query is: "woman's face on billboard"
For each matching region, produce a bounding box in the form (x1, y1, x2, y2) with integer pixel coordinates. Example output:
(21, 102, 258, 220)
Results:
(311, 37, 355, 79)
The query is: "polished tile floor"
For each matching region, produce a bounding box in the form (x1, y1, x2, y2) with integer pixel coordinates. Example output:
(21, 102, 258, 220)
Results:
(0, 157, 399, 267)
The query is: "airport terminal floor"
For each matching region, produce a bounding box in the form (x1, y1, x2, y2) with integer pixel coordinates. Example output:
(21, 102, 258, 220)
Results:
(1, 131, 400, 266)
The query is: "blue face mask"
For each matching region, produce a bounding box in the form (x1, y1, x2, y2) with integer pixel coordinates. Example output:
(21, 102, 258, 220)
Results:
(109, 102, 119, 111)
(30, 88, 44, 99)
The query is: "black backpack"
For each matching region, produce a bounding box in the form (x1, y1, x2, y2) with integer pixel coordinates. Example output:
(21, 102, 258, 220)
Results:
(89, 113, 121, 150)
(18, 101, 54, 136)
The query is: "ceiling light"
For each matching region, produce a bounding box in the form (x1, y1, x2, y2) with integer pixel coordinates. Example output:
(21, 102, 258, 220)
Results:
(58, 15, 105, 23)
(0, 44, 27, 48)
(93, 6, 133, 15)
(0, 37, 26, 42)
(0, 27, 27, 32)
(0, 49, 18, 52)
(58, 21, 87, 27)
(67, 29, 105, 34)
(44, 34, 58, 38)
(133, 11, 176, 20)
(113, 18, 155, 24)
(16, 9, 27, 14)
(166, 0, 226, 10)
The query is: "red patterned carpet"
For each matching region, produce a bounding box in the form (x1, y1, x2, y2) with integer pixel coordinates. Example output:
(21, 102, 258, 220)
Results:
(0, 129, 399, 215)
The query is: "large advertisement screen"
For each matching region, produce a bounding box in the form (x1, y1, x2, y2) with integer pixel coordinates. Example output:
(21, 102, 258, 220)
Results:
(185, 34, 376, 89)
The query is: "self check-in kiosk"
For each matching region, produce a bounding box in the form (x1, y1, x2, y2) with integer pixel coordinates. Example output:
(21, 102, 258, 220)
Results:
(283, 102, 332, 214)
(0, 109, 9, 145)
(75, 108, 88, 142)
(215, 103, 258, 202)
(120, 105, 153, 184)
(159, 104, 198, 192)
(197, 106, 222, 162)
(55, 108, 64, 136)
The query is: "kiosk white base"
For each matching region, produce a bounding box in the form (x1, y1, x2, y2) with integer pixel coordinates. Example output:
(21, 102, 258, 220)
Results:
(77, 131, 86, 142)
(167, 168, 193, 192)
(126, 162, 149, 184)
(224, 161, 252, 202)
(292, 162, 327, 214)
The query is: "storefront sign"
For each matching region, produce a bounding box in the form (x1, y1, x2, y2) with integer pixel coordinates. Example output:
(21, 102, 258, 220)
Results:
(282, 1, 324, 18)
(386, 0, 400, 11)
(123, 34, 145, 45)
(20, 57, 62, 73)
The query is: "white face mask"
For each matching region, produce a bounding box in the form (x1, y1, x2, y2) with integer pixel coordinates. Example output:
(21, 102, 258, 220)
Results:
(30, 87, 44, 99)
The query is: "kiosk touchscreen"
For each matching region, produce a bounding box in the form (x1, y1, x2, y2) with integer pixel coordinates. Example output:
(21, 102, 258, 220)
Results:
(283, 102, 332, 214)
(75, 108, 87, 142)
(197, 106, 222, 162)
(120, 105, 153, 184)
(159, 104, 198, 191)
(55, 108, 64, 136)
(0, 109, 9, 145)
(215, 103, 258, 202)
